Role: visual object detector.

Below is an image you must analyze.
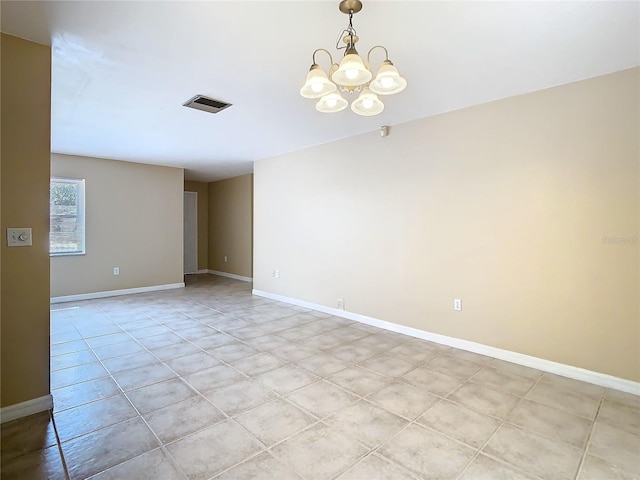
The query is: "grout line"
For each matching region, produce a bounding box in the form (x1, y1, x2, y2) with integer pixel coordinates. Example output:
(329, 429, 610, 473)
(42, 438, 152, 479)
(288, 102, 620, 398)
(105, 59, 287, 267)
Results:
(49, 275, 615, 480)
(205, 421, 323, 480)
(50, 299, 457, 477)
(573, 395, 604, 480)
(450, 366, 542, 480)
(49, 411, 71, 480)
(52, 288, 330, 476)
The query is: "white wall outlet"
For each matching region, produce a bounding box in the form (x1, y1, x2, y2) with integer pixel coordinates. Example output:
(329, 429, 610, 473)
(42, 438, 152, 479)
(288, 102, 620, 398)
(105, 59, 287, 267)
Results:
(114, 267, 120, 276)
(337, 298, 345, 310)
(6, 228, 32, 247)
(274, 270, 280, 278)
(224, 255, 228, 262)
(454, 298, 462, 311)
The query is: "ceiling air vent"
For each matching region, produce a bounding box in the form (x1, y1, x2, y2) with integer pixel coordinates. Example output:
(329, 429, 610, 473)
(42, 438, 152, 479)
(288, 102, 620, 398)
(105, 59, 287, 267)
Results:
(183, 95, 232, 114)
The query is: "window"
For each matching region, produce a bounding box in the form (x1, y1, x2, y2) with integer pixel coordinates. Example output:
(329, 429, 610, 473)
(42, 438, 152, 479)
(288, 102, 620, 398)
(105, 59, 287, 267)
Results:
(50, 177, 85, 255)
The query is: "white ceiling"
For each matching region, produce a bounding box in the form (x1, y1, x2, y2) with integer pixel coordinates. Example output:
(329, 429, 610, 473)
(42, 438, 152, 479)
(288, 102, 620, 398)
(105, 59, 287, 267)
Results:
(2, 1, 638, 181)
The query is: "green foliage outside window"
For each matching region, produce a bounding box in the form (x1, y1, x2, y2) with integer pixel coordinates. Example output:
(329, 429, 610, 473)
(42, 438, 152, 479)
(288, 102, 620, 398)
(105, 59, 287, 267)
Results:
(50, 178, 85, 255)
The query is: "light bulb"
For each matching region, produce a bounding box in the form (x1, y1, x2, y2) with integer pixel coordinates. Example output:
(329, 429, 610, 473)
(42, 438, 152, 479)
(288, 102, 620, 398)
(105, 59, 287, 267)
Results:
(369, 60, 407, 96)
(380, 77, 394, 89)
(300, 64, 337, 98)
(345, 69, 359, 80)
(351, 86, 384, 116)
(316, 93, 348, 113)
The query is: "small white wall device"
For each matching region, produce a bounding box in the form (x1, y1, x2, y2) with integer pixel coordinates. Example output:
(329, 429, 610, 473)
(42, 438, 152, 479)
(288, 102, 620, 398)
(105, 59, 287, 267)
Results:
(7, 228, 32, 247)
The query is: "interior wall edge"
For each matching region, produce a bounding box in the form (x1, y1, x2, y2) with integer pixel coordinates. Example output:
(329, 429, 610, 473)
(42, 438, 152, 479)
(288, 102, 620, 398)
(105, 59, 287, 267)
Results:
(207, 270, 253, 283)
(252, 288, 640, 395)
(0, 394, 53, 424)
(50, 282, 185, 304)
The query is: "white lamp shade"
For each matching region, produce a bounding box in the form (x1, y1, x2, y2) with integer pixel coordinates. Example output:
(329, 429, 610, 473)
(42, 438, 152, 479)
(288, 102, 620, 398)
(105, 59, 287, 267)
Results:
(316, 92, 348, 113)
(369, 61, 407, 95)
(331, 52, 372, 87)
(300, 65, 337, 98)
(351, 87, 384, 116)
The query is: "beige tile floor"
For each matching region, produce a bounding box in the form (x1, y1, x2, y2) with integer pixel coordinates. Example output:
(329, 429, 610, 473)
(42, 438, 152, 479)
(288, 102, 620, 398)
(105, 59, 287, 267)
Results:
(2, 274, 639, 479)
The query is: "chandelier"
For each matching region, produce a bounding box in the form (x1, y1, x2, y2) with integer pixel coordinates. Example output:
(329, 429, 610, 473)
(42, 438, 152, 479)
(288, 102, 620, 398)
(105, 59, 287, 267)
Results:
(300, 0, 407, 116)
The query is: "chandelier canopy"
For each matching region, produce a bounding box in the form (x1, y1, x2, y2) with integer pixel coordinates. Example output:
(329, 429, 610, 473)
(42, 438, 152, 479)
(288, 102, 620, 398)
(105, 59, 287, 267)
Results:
(300, 0, 407, 116)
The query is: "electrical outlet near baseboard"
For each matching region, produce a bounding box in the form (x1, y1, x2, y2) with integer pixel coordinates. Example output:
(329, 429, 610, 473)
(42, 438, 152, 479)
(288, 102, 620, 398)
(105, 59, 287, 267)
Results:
(454, 298, 462, 311)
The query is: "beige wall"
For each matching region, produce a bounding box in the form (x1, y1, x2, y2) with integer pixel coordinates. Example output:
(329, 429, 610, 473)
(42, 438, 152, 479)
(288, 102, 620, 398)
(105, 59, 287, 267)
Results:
(208, 174, 253, 278)
(1, 34, 52, 407)
(254, 68, 639, 382)
(184, 180, 209, 271)
(51, 154, 184, 297)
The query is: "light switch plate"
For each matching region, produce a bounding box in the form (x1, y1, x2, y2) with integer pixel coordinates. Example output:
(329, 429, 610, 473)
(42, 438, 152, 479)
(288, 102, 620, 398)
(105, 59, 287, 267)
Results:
(7, 228, 32, 247)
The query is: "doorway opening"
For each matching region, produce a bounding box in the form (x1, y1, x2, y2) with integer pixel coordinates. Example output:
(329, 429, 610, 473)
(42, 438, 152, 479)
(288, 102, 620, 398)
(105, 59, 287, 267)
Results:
(183, 191, 198, 274)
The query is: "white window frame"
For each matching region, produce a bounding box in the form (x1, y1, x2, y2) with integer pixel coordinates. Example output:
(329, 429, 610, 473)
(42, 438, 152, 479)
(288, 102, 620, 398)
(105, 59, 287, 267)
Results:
(50, 177, 86, 256)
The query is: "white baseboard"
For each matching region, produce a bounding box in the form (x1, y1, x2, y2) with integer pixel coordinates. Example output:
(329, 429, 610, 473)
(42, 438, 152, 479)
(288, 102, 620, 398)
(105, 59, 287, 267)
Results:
(208, 270, 253, 283)
(195, 269, 209, 274)
(1, 395, 53, 423)
(252, 289, 640, 396)
(50, 282, 185, 304)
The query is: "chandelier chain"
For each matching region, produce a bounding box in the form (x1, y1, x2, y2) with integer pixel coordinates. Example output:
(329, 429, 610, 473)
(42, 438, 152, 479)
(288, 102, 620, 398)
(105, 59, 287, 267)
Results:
(335, 10, 357, 51)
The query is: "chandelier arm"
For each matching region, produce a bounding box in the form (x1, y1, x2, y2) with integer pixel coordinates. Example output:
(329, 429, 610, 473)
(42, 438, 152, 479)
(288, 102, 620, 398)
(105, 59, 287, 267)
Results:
(312, 48, 335, 71)
(366, 45, 390, 70)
